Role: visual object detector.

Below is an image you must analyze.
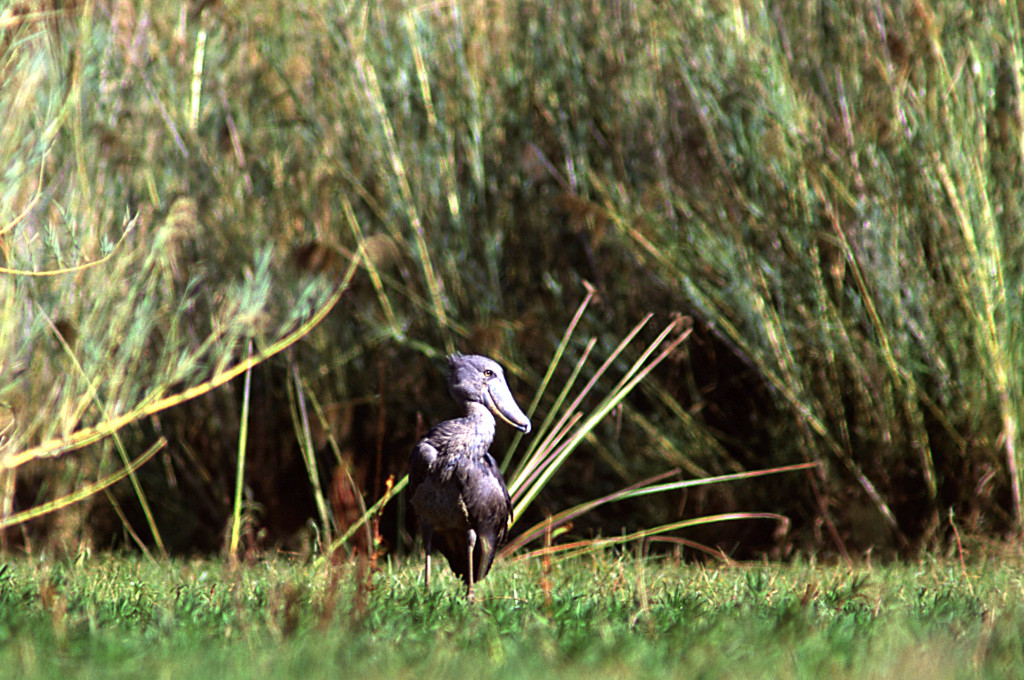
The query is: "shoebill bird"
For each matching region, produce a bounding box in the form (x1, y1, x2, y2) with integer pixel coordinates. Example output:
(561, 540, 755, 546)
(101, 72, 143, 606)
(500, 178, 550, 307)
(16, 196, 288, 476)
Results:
(409, 353, 531, 600)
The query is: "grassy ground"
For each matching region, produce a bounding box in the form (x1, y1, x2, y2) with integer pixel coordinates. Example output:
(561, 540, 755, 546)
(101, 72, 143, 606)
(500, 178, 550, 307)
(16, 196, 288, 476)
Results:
(1, 551, 1022, 679)
(2, 0, 1023, 562)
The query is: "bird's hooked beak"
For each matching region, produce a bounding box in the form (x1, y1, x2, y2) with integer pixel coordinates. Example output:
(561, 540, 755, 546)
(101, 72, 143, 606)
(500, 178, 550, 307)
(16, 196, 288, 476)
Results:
(484, 375, 531, 434)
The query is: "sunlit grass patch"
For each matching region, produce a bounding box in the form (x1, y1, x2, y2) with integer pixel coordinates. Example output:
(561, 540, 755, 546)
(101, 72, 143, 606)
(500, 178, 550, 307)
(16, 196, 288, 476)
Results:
(1, 0, 1022, 561)
(2, 553, 1023, 679)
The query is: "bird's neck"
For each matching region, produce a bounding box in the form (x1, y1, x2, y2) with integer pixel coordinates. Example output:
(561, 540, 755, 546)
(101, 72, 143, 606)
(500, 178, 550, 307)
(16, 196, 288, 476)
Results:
(459, 402, 496, 444)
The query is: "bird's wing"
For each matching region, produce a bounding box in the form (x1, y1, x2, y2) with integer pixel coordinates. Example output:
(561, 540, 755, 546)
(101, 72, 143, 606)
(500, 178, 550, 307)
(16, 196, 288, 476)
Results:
(409, 437, 439, 490)
(455, 453, 513, 541)
(455, 452, 513, 582)
(482, 452, 513, 526)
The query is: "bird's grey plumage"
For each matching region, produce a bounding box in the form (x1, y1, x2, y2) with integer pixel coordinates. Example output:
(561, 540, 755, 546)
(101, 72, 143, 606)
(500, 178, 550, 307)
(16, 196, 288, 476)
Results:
(409, 353, 531, 599)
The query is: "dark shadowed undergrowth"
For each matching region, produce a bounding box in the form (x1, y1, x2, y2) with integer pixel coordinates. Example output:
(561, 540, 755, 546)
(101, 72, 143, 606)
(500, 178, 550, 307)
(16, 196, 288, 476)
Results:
(1, 0, 1023, 565)
(2, 551, 1024, 679)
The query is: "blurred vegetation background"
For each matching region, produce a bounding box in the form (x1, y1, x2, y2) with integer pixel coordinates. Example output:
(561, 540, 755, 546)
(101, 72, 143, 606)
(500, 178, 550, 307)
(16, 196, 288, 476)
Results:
(1, 0, 1022, 562)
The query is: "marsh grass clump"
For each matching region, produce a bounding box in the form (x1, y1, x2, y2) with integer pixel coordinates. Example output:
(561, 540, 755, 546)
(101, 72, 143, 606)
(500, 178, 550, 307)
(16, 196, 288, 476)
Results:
(1, 1, 1022, 560)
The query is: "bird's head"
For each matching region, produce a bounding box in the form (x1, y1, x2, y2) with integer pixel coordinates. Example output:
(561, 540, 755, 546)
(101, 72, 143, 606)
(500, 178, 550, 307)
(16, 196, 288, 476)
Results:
(447, 353, 531, 434)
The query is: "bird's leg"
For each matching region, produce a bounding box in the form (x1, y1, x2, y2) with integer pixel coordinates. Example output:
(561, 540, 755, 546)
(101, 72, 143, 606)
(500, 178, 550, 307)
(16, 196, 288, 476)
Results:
(479, 535, 492, 585)
(422, 524, 434, 590)
(466, 528, 477, 602)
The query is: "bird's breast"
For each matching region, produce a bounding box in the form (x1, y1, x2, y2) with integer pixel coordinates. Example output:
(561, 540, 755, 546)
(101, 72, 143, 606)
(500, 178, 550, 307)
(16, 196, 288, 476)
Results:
(411, 477, 471, 530)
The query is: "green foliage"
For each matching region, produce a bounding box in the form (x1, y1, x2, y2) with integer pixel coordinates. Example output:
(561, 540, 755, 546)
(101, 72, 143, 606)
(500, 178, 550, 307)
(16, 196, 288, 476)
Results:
(2, 553, 1024, 679)
(1, 0, 1022, 557)
(606, 0, 1024, 548)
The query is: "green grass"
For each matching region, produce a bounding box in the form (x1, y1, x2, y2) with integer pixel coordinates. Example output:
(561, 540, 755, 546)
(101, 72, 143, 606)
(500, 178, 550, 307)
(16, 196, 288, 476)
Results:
(1, 552, 1022, 679)
(2, 0, 1023, 560)
(3, 4, 1022, 673)
(6, 5, 1024, 673)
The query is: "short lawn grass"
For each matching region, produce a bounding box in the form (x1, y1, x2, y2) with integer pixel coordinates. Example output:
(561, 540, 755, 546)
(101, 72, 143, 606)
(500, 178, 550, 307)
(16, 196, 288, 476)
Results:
(1, 552, 1022, 679)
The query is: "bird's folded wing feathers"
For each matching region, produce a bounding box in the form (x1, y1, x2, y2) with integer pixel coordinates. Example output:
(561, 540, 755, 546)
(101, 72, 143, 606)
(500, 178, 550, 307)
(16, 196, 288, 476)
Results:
(409, 439, 439, 488)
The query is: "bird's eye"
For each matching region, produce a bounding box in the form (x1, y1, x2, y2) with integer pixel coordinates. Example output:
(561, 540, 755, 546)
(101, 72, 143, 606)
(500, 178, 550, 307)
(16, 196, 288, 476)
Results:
(483, 369, 495, 378)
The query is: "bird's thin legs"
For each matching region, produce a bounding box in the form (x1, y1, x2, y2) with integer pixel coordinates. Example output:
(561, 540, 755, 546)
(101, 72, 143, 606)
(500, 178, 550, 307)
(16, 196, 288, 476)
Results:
(422, 525, 434, 589)
(466, 529, 477, 602)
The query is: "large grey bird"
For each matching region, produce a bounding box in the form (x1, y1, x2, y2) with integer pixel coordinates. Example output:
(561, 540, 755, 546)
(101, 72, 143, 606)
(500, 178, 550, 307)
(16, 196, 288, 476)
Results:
(409, 353, 531, 600)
